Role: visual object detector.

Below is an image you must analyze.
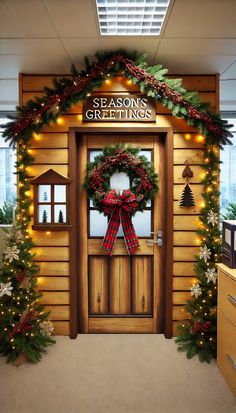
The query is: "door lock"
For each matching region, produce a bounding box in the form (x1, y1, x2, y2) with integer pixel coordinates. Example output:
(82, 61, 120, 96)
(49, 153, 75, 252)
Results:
(146, 230, 163, 247)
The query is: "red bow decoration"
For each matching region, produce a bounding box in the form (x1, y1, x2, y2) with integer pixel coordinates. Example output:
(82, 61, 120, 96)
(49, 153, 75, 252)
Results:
(101, 189, 140, 256)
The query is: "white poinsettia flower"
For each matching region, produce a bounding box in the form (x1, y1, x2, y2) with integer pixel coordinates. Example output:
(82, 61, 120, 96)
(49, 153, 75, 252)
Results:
(4, 245, 20, 263)
(199, 245, 211, 263)
(207, 210, 218, 226)
(0, 282, 13, 297)
(190, 283, 202, 298)
(206, 268, 217, 284)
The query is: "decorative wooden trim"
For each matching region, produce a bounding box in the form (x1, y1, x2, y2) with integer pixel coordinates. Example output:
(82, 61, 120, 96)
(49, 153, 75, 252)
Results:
(68, 129, 78, 338)
(164, 129, 174, 338)
(32, 225, 72, 231)
(68, 125, 174, 338)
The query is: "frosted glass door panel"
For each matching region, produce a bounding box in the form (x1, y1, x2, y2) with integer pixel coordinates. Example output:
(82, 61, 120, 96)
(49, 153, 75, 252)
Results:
(89, 150, 102, 162)
(38, 205, 51, 223)
(90, 210, 108, 237)
(54, 205, 66, 223)
(117, 211, 151, 237)
(38, 185, 51, 202)
(110, 172, 130, 192)
(54, 185, 66, 202)
(132, 211, 151, 237)
(140, 150, 151, 162)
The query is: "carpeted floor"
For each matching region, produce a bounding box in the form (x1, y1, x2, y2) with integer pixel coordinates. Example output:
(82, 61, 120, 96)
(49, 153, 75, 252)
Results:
(0, 335, 235, 413)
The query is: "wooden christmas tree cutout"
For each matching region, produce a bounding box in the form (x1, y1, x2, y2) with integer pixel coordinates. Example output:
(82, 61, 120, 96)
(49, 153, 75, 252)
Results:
(179, 162, 195, 207)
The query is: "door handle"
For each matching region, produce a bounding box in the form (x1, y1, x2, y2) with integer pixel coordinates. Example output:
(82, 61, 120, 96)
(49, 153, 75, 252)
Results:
(146, 230, 163, 247)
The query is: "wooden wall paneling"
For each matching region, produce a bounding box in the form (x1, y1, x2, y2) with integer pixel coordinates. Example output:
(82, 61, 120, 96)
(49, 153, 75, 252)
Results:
(174, 165, 205, 184)
(173, 291, 192, 305)
(37, 277, 69, 291)
(132, 256, 152, 314)
(53, 321, 69, 335)
(172, 321, 182, 336)
(32, 247, 69, 261)
(39, 291, 69, 305)
(31, 133, 68, 149)
(38, 262, 69, 276)
(22, 75, 68, 91)
(110, 257, 131, 314)
(44, 305, 70, 320)
(174, 149, 204, 165)
(173, 231, 200, 246)
(173, 277, 198, 290)
(27, 164, 68, 178)
(174, 133, 207, 149)
(173, 201, 200, 215)
(22, 92, 44, 105)
(172, 305, 190, 320)
(30, 149, 68, 164)
(173, 247, 199, 261)
(169, 75, 216, 92)
(174, 216, 200, 231)
(89, 257, 108, 314)
(173, 262, 196, 277)
(32, 231, 69, 246)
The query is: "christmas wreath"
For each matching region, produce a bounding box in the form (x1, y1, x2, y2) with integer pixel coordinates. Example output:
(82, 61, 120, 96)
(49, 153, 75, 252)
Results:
(84, 145, 158, 255)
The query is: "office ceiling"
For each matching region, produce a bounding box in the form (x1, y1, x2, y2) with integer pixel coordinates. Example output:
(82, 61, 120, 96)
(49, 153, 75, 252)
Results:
(0, 0, 236, 111)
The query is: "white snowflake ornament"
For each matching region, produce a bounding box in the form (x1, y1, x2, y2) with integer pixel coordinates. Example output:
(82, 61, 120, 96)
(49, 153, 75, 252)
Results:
(40, 320, 54, 337)
(0, 282, 13, 297)
(4, 245, 20, 262)
(207, 210, 218, 226)
(190, 283, 202, 298)
(206, 268, 217, 284)
(199, 245, 211, 263)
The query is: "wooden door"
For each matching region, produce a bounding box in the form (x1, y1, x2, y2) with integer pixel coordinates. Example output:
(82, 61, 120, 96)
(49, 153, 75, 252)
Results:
(77, 133, 165, 333)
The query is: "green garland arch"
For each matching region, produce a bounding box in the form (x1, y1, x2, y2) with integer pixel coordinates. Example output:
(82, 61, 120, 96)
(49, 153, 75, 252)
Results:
(0, 49, 233, 363)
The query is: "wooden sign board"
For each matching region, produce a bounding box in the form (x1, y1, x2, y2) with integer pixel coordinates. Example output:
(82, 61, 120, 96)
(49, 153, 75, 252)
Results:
(83, 95, 156, 122)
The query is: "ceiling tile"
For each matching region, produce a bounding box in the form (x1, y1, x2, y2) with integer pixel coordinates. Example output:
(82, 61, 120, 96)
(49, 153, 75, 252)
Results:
(157, 39, 236, 74)
(0, 39, 68, 55)
(62, 38, 101, 67)
(98, 38, 160, 63)
(164, 0, 236, 38)
(0, 54, 71, 78)
(44, 0, 98, 38)
(158, 39, 236, 57)
(0, 0, 57, 38)
(156, 53, 236, 74)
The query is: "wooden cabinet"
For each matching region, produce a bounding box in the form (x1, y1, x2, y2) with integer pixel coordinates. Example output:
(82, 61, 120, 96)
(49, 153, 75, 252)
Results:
(217, 264, 236, 397)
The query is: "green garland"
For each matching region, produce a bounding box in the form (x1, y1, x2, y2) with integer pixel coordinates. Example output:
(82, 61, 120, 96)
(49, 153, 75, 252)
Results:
(0, 49, 233, 363)
(84, 144, 158, 212)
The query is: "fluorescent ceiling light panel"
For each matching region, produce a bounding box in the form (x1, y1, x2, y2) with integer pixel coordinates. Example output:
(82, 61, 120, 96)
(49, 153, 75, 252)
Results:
(96, 0, 170, 36)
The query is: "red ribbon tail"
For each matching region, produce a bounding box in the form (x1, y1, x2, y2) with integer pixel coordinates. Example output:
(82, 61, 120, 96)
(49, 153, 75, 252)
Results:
(120, 210, 140, 255)
(101, 209, 120, 256)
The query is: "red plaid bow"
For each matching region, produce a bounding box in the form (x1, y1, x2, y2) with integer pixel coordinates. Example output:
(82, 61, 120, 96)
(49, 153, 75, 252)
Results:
(101, 190, 140, 256)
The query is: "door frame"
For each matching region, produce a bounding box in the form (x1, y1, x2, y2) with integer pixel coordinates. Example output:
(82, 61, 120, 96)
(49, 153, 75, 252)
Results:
(68, 126, 173, 338)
